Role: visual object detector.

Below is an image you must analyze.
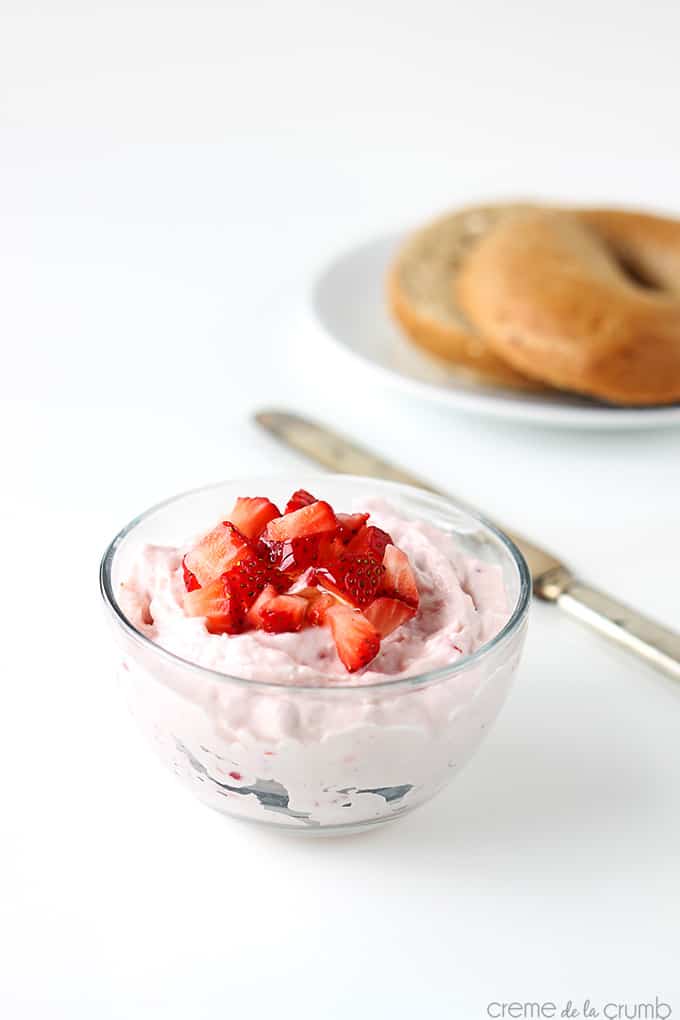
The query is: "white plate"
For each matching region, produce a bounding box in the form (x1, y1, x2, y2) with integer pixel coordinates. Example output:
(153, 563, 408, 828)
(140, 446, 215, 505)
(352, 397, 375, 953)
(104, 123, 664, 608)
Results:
(309, 233, 680, 429)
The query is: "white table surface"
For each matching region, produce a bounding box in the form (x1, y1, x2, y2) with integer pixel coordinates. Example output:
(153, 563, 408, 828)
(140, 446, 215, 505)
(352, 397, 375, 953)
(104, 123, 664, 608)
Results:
(2, 2, 679, 1017)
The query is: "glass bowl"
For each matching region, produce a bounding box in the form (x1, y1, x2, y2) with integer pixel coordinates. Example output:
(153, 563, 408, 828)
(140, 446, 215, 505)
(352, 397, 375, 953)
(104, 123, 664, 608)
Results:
(100, 475, 530, 835)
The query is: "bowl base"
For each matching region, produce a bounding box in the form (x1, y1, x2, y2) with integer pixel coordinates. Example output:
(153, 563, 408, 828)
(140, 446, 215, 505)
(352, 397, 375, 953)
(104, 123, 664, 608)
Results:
(209, 802, 411, 837)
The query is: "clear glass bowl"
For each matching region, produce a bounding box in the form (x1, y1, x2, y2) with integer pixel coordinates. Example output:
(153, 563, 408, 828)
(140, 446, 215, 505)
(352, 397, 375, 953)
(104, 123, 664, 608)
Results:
(100, 475, 530, 835)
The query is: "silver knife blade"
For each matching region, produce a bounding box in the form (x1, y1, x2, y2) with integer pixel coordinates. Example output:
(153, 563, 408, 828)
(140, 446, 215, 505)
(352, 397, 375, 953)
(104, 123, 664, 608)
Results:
(255, 409, 680, 681)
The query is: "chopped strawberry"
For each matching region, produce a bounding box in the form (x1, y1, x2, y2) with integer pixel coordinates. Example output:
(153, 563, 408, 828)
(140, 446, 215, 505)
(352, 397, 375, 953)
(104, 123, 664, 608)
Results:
(258, 536, 316, 573)
(183, 575, 246, 634)
(336, 512, 369, 543)
(318, 532, 346, 563)
(364, 597, 416, 637)
(309, 593, 336, 626)
(313, 554, 384, 608)
(227, 497, 280, 542)
(184, 522, 252, 587)
(246, 583, 279, 628)
(265, 501, 337, 542)
(263, 509, 354, 566)
(284, 489, 318, 514)
(180, 490, 418, 669)
(222, 557, 288, 609)
(347, 525, 393, 559)
(260, 594, 308, 634)
(326, 604, 381, 673)
(258, 537, 286, 568)
(381, 545, 419, 608)
(182, 556, 200, 592)
(285, 568, 316, 593)
(290, 536, 326, 571)
(296, 587, 337, 625)
(259, 526, 345, 576)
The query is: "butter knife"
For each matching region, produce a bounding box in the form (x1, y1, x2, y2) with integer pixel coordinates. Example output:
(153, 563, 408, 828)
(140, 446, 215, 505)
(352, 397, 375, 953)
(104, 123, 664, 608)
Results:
(255, 409, 680, 681)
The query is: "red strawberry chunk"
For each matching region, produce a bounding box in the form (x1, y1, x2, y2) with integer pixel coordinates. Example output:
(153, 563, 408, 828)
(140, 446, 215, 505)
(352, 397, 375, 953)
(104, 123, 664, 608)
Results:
(326, 604, 381, 673)
(246, 583, 279, 628)
(259, 528, 345, 576)
(184, 522, 252, 587)
(258, 537, 286, 568)
(290, 536, 326, 571)
(313, 554, 384, 608)
(183, 575, 246, 634)
(227, 497, 280, 542)
(381, 545, 419, 609)
(296, 588, 337, 626)
(364, 597, 416, 637)
(265, 501, 337, 542)
(180, 492, 417, 660)
(258, 535, 319, 574)
(309, 593, 336, 626)
(222, 557, 288, 609)
(317, 532, 346, 563)
(347, 525, 393, 559)
(182, 556, 201, 592)
(284, 489, 318, 514)
(260, 594, 308, 634)
(336, 512, 369, 543)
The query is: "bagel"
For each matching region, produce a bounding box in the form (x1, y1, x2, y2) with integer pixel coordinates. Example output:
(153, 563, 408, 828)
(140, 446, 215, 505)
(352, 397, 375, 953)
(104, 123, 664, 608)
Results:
(387, 204, 547, 390)
(455, 208, 680, 406)
(577, 208, 680, 295)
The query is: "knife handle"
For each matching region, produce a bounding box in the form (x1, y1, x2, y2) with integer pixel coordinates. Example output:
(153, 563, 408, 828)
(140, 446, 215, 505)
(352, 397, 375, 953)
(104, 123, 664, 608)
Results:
(556, 581, 680, 681)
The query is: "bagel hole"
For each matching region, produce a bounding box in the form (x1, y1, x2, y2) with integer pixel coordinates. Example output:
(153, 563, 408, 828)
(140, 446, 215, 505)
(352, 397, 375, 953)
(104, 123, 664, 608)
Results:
(615, 255, 663, 292)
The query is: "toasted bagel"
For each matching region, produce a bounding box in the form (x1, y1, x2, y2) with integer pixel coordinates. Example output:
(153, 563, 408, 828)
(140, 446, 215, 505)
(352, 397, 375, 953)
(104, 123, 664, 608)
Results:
(455, 208, 680, 406)
(387, 204, 546, 390)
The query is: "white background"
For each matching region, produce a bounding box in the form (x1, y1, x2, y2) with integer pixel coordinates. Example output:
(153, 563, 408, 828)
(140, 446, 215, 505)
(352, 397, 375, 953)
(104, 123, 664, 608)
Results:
(2, 2, 680, 1017)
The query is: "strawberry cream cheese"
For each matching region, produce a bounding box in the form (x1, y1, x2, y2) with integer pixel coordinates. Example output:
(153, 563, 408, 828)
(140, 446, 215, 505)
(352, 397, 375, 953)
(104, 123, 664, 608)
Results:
(111, 491, 523, 832)
(120, 500, 508, 684)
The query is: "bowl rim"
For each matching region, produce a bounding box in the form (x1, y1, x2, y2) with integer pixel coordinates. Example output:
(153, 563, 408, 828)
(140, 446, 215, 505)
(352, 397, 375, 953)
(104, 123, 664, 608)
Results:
(99, 474, 531, 692)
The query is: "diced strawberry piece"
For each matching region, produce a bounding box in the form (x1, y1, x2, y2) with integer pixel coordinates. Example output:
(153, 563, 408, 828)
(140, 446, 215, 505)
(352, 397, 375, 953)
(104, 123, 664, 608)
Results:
(258, 537, 286, 567)
(364, 597, 416, 637)
(182, 556, 201, 592)
(246, 583, 279, 628)
(313, 554, 384, 608)
(183, 575, 246, 634)
(296, 531, 346, 570)
(336, 512, 369, 543)
(307, 593, 336, 626)
(290, 536, 325, 571)
(326, 604, 381, 673)
(222, 557, 288, 609)
(265, 501, 337, 542)
(296, 587, 337, 626)
(347, 525, 393, 559)
(309, 573, 352, 607)
(227, 497, 280, 542)
(285, 568, 316, 593)
(284, 489, 318, 514)
(258, 535, 315, 573)
(381, 545, 419, 609)
(184, 523, 253, 587)
(317, 532, 346, 563)
(260, 594, 308, 634)
(259, 527, 345, 576)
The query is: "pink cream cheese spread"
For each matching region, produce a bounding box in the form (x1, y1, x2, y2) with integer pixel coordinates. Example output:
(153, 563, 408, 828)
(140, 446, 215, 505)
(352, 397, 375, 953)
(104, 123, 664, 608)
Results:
(115, 499, 519, 830)
(120, 500, 508, 684)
